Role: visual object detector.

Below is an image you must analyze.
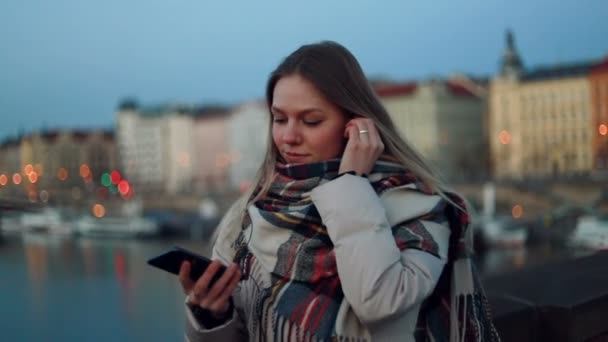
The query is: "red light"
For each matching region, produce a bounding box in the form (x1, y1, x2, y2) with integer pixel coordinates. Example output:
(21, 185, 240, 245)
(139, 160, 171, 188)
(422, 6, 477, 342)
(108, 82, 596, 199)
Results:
(110, 171, 121, 184)
(118, 180, 130, 195)
(499, 130, 511, 145)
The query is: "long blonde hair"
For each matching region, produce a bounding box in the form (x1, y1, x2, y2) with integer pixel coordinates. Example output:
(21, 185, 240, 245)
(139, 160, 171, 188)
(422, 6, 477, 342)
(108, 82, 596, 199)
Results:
(214, 41, 459, 247)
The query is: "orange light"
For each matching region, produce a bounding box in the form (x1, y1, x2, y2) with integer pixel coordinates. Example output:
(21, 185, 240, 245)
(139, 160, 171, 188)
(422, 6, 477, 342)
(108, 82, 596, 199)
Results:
(80, 164, 91, 178)
(57, 168, 68, 181)
(512, 204, 523, 219)
(499, 130, 511, 145)
(92, 204, 106, 218)
(12, 173, 22, 185)
(28, 172, 38, 184)
(24, 164, 34, 175)
(0, 174, 7, 186)
(600, 124, 608, 136)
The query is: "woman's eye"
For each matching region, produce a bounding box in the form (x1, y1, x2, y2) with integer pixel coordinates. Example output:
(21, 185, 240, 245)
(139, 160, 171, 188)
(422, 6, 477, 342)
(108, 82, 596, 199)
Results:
(304, 121, 321, 126)
(273, 117, 286, 123)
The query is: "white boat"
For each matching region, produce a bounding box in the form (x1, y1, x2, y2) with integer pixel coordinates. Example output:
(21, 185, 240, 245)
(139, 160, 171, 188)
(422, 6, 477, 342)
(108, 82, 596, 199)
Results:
(74, 215, 159, 238)
(475, 215, 528, 248)
(569, 215, 608, 250)
(20, 208, 73, 235)
(0, 214, 24, 235)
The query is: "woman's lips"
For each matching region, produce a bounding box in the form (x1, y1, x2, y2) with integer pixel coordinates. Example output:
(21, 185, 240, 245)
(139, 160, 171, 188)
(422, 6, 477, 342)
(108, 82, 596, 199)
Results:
(284, 152, 309, 163)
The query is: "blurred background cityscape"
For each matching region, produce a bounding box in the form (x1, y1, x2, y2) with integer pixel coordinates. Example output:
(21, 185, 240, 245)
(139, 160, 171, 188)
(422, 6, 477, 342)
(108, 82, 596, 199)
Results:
(1, 1, 607, 341)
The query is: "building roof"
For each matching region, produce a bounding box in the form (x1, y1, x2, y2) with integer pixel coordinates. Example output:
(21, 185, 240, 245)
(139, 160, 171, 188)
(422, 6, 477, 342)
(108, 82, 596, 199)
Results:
(192, 105, 232, 120)
(522, 60, 599, 82)
(0, 137, 20, 149)
(374, 83, 418, 97)
(373, 79, 481, 98)
(446, 80, 478, 97)
(591, 56, 608, 74)
(137, 104, 191, 118)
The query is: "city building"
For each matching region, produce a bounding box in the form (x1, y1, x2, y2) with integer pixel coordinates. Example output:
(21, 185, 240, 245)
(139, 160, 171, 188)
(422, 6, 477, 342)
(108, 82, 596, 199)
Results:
(489, 31, 599, 180)
(0, 137, 22, 197)
(116, 100, 195, 195)
(0, 130, 117, 203)
(226, 100, 269, 192)
(589, 56, 608, 177)
(375, 77, 488, 181)
(191, 106, 232, 193)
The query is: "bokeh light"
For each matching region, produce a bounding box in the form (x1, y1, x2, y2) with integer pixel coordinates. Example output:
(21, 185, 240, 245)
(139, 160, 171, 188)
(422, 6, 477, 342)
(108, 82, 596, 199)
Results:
(499, 130, 511, 145)
(24, 164, 34, 175)
(101, 173, 111, 187)
(0, 174, 7, 186)
(80, 164, 91, 178)
(512, 204, 523, 219)
(109, 184, 118, 195)
(40, 190, 49, 203)
(600, 124, 608, 136)
(92, 204, 106, 218)
(28, 190, 37, 203)
(28, 172, 38, 184)
(118, 180, 130, 195)
(110, 170, 121, 184)
(121, 189, 134, 200)
(57, 168, 68, 181)
(12, 173, 22, 185)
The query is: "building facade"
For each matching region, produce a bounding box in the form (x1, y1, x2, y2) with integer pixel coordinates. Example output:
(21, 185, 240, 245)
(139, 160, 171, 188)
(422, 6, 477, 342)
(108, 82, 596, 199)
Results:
(0, 130, 117, 203)
(191, 107, 232, 193)
(0, 138, 22, 197)
(116, 101, 195, 195)
(590, 56, 608, 176)
(376, 78, 488, 181)
(226, 100, 269, 192)
(490, 31, 598, 180)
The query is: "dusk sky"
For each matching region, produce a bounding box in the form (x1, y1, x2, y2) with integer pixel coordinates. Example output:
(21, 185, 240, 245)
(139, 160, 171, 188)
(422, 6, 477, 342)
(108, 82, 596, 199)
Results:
(1, 0, 607, 140)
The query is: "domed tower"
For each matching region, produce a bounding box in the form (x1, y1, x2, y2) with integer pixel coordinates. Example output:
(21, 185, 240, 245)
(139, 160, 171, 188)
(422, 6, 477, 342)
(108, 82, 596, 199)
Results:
(500, 30, 524, 80)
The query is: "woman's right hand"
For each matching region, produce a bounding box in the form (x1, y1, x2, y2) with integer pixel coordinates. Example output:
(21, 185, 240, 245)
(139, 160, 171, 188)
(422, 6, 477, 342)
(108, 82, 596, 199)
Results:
(179, 260, 242, 318)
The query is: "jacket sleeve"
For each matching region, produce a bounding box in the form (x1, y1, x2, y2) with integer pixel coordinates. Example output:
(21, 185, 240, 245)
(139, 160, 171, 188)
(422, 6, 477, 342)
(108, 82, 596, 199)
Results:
(310, 174, 451, 324)
(183, 230, 248, 341)
(184, 298, 248, 342)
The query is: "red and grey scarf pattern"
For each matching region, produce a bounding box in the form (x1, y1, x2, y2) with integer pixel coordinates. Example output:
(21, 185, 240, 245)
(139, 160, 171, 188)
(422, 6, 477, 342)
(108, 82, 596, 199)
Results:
(231, 159, 499, 341)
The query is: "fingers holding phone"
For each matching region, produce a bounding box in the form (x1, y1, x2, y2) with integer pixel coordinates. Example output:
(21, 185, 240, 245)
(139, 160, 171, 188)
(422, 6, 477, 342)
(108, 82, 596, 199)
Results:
(180, 260, 241, 317)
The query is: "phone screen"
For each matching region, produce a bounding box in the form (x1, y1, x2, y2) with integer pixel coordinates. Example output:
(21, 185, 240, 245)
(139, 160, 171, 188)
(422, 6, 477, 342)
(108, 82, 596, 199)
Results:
(147, 246, 225, 283)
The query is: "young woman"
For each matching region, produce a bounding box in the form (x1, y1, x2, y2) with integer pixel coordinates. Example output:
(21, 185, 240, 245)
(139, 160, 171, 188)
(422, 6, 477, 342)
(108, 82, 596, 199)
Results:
(179, 41, 500, 342)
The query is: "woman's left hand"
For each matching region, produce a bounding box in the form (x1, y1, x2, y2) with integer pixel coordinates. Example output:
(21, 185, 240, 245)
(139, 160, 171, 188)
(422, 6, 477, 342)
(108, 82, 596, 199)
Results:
(339, 118, 384, 176)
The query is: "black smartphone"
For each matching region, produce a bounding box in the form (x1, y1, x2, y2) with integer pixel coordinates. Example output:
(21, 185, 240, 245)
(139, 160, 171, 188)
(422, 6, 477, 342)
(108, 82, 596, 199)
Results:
(147, 246, 225, 284)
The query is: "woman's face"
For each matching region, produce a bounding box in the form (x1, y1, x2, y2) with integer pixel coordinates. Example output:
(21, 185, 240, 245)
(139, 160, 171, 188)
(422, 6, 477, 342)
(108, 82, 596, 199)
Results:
(271, 74, 349, 164)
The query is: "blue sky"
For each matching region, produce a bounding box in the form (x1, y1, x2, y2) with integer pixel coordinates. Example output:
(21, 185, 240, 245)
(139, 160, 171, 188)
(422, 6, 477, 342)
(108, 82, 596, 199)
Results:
(1, 0, 607, 140)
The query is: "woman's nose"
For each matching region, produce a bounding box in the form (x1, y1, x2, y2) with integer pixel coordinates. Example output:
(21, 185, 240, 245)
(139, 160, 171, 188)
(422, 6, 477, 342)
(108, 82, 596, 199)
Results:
(282, 123, 301, 144)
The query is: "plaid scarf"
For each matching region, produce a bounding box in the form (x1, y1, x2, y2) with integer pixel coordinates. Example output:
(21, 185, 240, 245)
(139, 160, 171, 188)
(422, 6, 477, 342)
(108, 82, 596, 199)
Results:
(230, 159, 499, 341)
